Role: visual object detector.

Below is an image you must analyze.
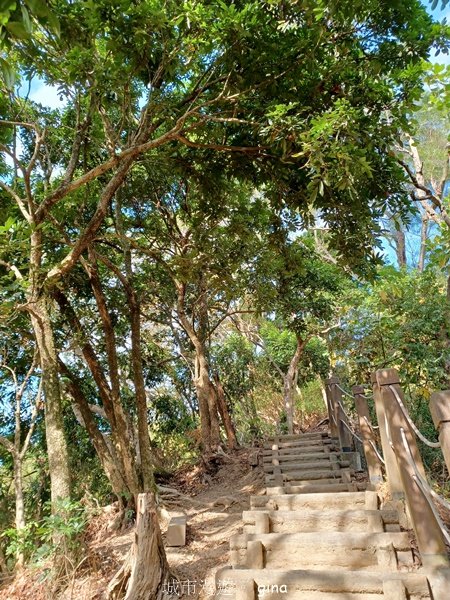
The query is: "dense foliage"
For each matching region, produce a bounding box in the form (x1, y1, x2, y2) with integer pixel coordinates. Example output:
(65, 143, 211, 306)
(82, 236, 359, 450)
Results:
(0, 0, 449, 596)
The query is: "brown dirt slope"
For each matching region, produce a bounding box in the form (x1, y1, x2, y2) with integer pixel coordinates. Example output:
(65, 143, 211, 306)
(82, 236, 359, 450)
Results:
(0, 447, 264, 600)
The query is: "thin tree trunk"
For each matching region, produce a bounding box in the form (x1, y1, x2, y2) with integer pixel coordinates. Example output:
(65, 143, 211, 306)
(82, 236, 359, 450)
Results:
(395, 227, 407, 268)
(29, 298, 71, 505)
(176, 283, 215, 452)
(194, 350, 221, 450)
(86, 263, 139, 494)
(214, 374, 238, 449)
(60, 362, 130, 500)
(129, 291, 155, 491)
(13, 457, 25, 567)
(418, 212, 428, 272)
(111, 195, 157, 492)
(54, 289, 139, 495)
(283, 337, 306, 434)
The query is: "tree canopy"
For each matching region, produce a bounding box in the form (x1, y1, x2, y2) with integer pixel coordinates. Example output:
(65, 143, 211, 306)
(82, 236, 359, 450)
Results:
(0, 0, 449, 597)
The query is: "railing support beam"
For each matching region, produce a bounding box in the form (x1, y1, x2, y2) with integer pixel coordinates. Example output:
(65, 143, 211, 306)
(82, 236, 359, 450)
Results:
(326, 376, 352, 451)
(371, 372, 403, 498)
(352, 385, 383, 487)
(325, 377, 339, 440)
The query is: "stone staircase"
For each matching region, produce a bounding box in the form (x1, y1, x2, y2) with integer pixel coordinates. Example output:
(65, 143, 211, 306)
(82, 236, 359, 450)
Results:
(216, 431, 434, 599)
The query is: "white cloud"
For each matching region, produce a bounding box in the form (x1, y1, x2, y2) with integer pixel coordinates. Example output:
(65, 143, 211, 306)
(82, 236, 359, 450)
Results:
(28, 79, 66, 109)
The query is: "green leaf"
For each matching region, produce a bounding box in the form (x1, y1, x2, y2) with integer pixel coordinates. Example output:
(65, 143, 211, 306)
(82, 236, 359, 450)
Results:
(0, 56, 16, 88)
(5, 20, 29, 38)
(24, 0, 50, 19)
(46, 11, 59, 37)
(21, 4, 32, 34)
(0, 0, 16, 14)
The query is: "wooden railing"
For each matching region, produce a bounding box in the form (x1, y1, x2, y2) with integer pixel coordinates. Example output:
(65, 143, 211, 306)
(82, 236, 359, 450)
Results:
(325, 368, 450, 584)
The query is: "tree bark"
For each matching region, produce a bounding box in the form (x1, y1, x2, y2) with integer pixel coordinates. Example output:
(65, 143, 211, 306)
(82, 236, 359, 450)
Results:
(176, 283, 218, 452)
(107, 493, 170, 600)
(13, 456, 25, 567)
(283, 337, 306, 434)
(128, 290, 155, 491)
(60, 362, 130, 500)
(395, 227, 407, 268)
(418, 211, 428, 272)
(29, 297, 71, 505)
(54, 289, 139, 495)
(194, 350, 221, 450)
(214, 374, 238, 449)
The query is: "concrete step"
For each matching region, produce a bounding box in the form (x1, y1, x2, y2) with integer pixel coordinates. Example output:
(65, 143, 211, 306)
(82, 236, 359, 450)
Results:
(251, 490, 377, 511)
(263, 460, 350, 473)
(263, 439, 333, 450)
(242, 509, 399, 534)
(263, 452, 339, 463)
(262, 446, 332, 457)
(230, 531, 413, 571)
(267, 433, 329, 441)
(265, 470, 352, 484)
(265, 482, 364, 494)
(216, 568, 431, 599)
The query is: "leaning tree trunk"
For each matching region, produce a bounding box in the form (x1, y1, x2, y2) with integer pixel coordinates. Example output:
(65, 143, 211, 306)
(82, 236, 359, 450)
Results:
(214, 374, 238, 449)
(107, 493, 171, 600)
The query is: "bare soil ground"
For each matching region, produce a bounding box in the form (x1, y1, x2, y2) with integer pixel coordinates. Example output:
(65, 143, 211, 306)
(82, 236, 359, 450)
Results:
(0, 447, 264, 600)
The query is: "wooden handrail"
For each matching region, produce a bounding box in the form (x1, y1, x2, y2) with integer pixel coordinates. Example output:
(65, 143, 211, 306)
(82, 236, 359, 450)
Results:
(430, 391, 450, 476)
(373, 368, 448, 569)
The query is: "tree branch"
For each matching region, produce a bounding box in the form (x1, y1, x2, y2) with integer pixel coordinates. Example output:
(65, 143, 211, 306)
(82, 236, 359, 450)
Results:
(0, 181, 32, 224)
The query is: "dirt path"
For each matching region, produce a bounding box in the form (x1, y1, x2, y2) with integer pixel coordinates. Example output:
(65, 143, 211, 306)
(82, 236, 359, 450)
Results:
(0, 448, 263, 600)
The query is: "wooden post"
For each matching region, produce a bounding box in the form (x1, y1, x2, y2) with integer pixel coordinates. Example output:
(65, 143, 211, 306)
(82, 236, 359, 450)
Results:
(371, 372, 403, 498)
(375, 369, 449, 569)
(325, 378, 339, 440)
(352, 385, 383, 487)
(327, 376, 352, 451)
(430, 391, 450, 476)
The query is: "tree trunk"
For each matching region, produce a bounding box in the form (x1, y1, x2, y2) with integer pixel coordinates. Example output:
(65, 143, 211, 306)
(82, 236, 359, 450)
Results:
(13, 456, 25, 567)
(418, 212, 428, 272)
(60, 362, 131, 500)
(29, 298, 71, 505)
(176, 282, 219, 452)
(214, 374, 238, 449)
(129, 291, 155, 491)
(395, 227, 407, 268)
(54, 289, 139, 496)
(194, 351, 221, 450)
(283, 337, 306, 435)
(85, 264, 140, 495)
(107, 493, 170, 600)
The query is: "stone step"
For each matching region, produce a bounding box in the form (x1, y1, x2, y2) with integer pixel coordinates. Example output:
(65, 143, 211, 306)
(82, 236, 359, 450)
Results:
(230, 531, 413, 571)
(263, 439, 333, 450)
(262, 446, 332, 456)
(251, 490, 377, 511)
(263, 452, 339, 463)
(265, 482, 364, 494)
(263, 460, 350, 473)
(216, 568, 431, 599)
(266, 431, 330, 442)
(265, 469, 352, 484)
(242, 509, 399, 534)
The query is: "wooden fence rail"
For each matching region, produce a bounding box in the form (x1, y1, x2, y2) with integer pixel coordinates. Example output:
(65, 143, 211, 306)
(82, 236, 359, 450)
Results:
(324, 368, 450, 577)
